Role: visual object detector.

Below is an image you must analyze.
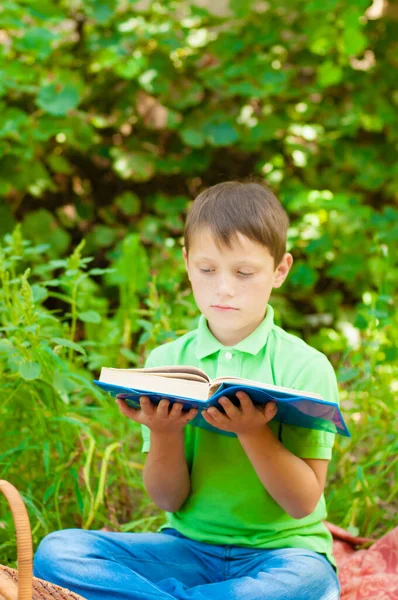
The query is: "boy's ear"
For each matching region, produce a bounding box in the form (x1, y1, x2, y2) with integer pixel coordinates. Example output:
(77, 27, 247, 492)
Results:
(182, 247, 192, 282)
(273, 252, 293, 289)
(182, 246, 189, 272)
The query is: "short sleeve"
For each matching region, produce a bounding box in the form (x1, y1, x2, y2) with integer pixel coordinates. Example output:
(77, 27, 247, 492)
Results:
(141, 425, 151, 454)
(280, 356, 339, 459)
(141, 351, 155, 454)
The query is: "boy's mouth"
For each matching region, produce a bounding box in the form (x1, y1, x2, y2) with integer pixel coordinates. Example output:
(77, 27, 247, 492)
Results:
(211, 305, 238, 311)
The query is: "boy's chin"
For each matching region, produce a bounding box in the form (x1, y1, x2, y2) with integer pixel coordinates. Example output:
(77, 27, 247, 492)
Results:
(204, 311, 242, 330)
(206, 308, 240, 319)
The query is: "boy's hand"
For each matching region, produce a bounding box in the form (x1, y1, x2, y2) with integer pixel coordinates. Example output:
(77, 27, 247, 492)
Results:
(201, 390, 277, 435)
(116, 395, 198, 434)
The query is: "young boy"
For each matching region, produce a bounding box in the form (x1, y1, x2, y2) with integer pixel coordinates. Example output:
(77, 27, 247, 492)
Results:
(34, 181, 341, 600)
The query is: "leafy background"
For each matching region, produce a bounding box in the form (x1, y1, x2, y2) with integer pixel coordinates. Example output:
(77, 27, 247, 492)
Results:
(0, 0, 397, 565)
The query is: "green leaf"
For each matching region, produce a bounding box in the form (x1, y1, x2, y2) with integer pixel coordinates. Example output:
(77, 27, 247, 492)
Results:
(203, 122, 239, 146)
(180, 128, 205, 148)
(28, 0, 64, 19)
(229, 0, 255, 17)
(88, 267, 115, 276)
(19, 361, 42, 381)
(289, 263, 318, 288)
(353, 314, 368, 330)
(341, 28, 367, 56)
(114, 54, 147, 80)
(22, 209, 71, 256)
(304, 0, 339, 12)
(111, 149, 155, 181)
(51, 337, 87, 356)
(169, 80, 204, 110)
(0, 108, 30, 138)
(153, 194, 187, 216)
(105, 233, 149, 292)
(43, 483, 56, 503)
(47, 153, 73, 175)
(226, 81, 260, 96)
(337, 367, 360, 383)
(78, 310, 101, 324)
(36, 83, 80, 116)
(138, 69, 168, 95)
(317, 62, 343, 87)
(309, 27, 336, 55)
(31, 284, 48, 303)
(245, 117, 285, 143)
(16, 28, 58, 60)
(326, 258, 364, 282)
(115, 191, 140, 215)
(258, 70, 288, 93)
(167, 109, 182, 130)
(87, 0, 117, 23)
(87, 225, 118, 249)
(43, 440, 51, 476)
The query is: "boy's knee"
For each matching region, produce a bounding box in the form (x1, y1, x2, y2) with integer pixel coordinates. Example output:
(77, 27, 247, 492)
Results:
(34, 529, 83, 579)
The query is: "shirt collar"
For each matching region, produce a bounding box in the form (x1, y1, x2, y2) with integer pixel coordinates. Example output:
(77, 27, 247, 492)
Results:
(195, 304, 274, 360)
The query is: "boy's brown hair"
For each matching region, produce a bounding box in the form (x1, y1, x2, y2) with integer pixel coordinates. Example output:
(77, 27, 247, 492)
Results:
(184, 180, 289, 266)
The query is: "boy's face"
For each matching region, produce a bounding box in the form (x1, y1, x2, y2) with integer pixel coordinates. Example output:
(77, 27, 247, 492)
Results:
(183, 227, 293, 346)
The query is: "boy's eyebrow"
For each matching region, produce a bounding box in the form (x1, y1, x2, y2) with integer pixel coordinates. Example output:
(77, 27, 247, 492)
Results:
(193, 255, 263, 268)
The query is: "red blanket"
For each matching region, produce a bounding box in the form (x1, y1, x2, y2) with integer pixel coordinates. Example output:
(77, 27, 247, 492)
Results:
(325, 522, 398, 599)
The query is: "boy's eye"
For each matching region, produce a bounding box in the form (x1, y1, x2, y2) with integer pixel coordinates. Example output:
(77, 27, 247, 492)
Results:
(199, 269, 253, 277)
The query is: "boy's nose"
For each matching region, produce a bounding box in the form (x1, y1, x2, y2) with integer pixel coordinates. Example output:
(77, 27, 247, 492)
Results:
(217, 275, 235, 297)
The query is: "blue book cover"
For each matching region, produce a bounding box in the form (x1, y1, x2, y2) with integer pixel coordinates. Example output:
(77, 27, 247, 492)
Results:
(93, 377, 350, 438)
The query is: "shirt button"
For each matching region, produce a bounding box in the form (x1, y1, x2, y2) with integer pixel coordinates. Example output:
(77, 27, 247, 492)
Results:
(225, 351, 233, 360)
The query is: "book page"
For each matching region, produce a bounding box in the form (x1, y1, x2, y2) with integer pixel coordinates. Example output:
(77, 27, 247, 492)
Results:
(100, 368, 210, 400)
(149, 372, 209, 383)
(127, 365, 210, 383)
(210, 376, 323, 400)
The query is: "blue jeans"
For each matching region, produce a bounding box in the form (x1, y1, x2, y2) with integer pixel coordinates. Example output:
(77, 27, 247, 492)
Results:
(34, 527, 340, 600)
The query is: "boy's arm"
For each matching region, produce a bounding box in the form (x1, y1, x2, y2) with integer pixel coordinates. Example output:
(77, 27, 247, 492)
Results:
(143, 429, 191, 513)
(138, 348, 192, 513)
(238, 427, 328, 519)
(203, 397, 328, 519)
(202, 356, 338, 519)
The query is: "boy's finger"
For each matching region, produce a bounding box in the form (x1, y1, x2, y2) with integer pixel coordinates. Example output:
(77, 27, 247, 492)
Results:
(235, 390, 253, 409)
(264, 401, 277, 421)
(206, 406, 226, 423)
(157, 398, 170, 418)
(202, 410, 222, 427)
(139, 396, 154, 416)
(169, 402, 183, 417)
(116, 398, 140, 420)
(185, 407, 198, 421)
(219, 396, 239, 418)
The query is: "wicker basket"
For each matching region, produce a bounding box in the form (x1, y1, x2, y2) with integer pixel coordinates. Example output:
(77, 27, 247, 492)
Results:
(0, 480, 86, 600)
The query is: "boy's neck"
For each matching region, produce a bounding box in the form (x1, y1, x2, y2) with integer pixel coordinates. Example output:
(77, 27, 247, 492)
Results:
(206, 310, 267, 347)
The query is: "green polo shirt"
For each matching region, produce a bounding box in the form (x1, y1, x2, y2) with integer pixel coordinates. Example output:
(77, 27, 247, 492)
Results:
(141, 304, 339, 568)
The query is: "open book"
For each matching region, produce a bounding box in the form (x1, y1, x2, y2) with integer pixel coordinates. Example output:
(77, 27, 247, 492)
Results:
(93, 365, 350, 437)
